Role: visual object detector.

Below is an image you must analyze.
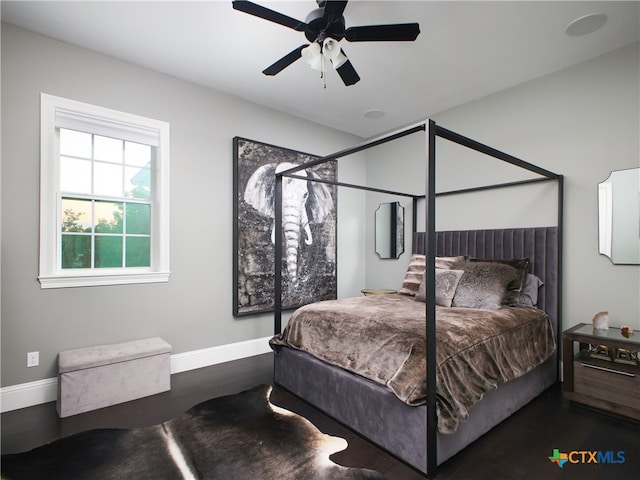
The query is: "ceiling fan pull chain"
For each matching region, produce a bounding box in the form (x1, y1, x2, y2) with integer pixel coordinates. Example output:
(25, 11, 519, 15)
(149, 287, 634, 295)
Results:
(321, 48, 327, 89)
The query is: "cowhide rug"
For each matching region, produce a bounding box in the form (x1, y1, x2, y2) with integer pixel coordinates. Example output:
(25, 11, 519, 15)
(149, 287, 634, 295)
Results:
(1, 385, 386, 480)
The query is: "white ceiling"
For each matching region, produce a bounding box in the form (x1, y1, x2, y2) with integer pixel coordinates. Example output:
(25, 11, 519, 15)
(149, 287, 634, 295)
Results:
(2, 1, 638, 138)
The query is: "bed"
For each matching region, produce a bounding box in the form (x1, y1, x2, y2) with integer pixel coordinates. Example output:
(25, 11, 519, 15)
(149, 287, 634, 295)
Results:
(269, 121, 563, 477)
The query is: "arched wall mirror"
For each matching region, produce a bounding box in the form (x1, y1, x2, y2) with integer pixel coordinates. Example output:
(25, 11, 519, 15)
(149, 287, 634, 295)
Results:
(375, 201, 404, 259)
(598, 167, 640, 264)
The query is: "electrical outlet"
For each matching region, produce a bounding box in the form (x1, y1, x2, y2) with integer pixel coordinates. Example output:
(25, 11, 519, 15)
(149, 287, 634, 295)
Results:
(27, 351, 39, 367)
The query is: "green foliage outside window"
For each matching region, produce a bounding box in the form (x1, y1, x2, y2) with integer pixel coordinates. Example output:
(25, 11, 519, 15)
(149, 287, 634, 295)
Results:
(61, 201, 150, 269)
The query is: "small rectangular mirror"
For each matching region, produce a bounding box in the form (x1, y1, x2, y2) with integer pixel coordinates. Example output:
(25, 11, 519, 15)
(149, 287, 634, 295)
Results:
(375, 201, 404, 259)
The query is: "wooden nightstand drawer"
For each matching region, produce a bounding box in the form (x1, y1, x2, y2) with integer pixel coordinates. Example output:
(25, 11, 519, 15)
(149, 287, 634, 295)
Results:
(574, 359, 639, 410)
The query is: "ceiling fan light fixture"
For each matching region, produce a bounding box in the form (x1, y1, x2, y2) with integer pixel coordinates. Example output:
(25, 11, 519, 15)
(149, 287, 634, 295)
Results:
(322, 37, 341, 61)
(302, 42, 323, 70)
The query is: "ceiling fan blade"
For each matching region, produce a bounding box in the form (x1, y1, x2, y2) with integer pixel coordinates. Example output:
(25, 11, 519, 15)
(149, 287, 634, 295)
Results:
(262, 45, 307, 76)
(232, 0, 307, 32)
(334, 50, 360, 86)
(322, 1, 348, 20)
(345, 23, 420, 42)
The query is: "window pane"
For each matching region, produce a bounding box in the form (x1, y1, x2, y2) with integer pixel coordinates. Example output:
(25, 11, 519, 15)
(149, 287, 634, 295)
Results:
(95, 236, 123, 268)
(60, 129, 91, 158)
(126, 203, 150, 234)
(94, 135, 123, 163)
(125, 166, 151, 199)
(60, 157, 92, 194)
(61, 235, 91, 268)
(61, 198, 92, 232)
(125, 142, 151, 167)
(126, 237, 150, 267)
(95, 201, 123, 233)
(94, 162, 123, 197)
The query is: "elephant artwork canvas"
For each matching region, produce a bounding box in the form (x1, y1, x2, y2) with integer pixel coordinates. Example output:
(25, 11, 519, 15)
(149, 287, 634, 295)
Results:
(233, 137, 337, 316)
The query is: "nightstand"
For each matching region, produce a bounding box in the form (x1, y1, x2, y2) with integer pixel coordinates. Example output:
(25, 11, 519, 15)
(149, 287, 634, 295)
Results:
(562, 323, 640, 421)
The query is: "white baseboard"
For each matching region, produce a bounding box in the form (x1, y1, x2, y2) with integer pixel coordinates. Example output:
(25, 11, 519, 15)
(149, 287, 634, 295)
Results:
(0, 377, 59, 413)
(170, 336, 272, 374)
(0, 336, 273, 413)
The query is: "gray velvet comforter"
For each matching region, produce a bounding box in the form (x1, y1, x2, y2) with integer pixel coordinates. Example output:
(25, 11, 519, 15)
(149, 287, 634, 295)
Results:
(270, 294, 555, 433)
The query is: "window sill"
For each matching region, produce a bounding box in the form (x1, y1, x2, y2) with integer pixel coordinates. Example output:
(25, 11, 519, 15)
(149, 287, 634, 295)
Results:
(38, 271, 170, 289)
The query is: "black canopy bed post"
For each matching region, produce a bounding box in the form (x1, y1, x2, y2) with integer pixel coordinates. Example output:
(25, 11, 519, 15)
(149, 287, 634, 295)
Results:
(556, 175, 564, 353)
(425, 119, 438, 477)
(274, 174, 283, 334)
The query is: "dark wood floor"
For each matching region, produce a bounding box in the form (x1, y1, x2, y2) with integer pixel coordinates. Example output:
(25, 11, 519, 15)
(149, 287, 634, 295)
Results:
(2, 353, 638, 480)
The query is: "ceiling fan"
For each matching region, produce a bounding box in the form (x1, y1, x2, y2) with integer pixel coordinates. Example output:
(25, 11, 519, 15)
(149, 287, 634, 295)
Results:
(232, 0, 420, 86)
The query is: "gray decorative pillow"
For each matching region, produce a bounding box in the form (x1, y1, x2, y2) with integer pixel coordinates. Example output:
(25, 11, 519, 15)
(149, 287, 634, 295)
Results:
(398, 255, 464, 296)
(519, 273, 544, 307)
(415, 268, 465, 307)
(451, 260, 521, 309)
(468, 257, 530, 306)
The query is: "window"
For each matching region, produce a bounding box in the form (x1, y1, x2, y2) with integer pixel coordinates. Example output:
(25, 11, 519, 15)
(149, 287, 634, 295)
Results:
(39, 94, 170, 288)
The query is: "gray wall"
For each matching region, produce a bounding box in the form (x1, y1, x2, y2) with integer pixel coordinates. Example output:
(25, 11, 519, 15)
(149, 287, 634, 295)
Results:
(365, 43, 640, 331)
(1, 24, 366, 387)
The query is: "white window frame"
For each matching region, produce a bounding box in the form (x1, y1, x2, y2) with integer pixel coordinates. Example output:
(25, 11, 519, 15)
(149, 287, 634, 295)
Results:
(39, 93, 170, 288)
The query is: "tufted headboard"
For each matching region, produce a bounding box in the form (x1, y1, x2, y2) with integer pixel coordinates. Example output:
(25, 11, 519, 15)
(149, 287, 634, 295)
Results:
(413, 227, 560, 341)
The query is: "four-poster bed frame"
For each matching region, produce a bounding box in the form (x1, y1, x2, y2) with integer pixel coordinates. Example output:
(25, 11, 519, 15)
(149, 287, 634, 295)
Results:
(272, 119, 563, 478)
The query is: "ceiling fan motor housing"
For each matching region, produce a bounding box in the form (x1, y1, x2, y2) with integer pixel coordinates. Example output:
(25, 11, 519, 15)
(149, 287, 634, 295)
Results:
(304, 7, 346, 42)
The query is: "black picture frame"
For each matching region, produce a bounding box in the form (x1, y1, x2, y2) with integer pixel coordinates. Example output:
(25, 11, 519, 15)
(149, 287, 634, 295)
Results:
(233, 137, 337, 316)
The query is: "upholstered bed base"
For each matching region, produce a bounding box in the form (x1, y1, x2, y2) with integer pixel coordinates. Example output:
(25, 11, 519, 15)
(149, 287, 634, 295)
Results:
(274, 346, 555, 471)
(273, 227, 560, 474)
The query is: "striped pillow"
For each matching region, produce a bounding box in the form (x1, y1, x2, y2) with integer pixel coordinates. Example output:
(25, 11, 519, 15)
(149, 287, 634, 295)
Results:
(399, 254, 426, 296)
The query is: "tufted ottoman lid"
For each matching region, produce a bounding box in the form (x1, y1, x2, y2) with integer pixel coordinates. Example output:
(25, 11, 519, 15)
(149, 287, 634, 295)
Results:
(59, 337, 171, 373)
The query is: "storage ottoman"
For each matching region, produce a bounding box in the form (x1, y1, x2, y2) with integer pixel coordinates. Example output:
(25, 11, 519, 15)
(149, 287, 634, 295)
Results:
(57, 337, 171, 417)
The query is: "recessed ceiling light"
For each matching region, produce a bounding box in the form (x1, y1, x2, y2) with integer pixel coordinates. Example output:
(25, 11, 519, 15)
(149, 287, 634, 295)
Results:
(364, 109, 385, 119)
(565, 13, 608, 37)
